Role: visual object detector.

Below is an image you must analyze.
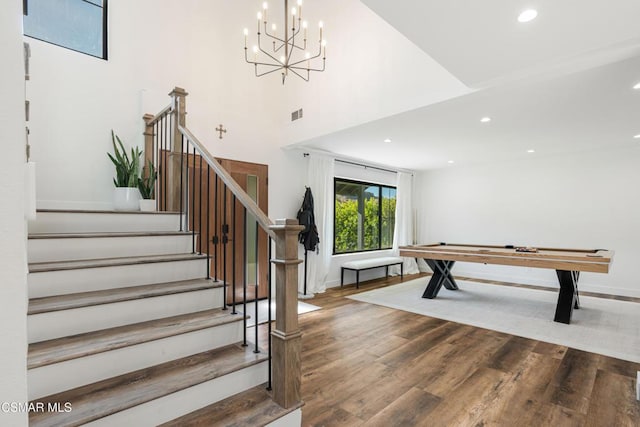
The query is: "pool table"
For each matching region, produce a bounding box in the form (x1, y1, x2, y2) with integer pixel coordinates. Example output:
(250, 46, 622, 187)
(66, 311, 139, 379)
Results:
(399, 243, 614, 324)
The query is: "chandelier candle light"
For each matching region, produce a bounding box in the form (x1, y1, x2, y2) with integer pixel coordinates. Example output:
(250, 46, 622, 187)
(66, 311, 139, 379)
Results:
(244, 0, 326, 84)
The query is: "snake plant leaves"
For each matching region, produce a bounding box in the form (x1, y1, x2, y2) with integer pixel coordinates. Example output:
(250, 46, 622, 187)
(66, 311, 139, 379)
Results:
(108, 130, 142, 188)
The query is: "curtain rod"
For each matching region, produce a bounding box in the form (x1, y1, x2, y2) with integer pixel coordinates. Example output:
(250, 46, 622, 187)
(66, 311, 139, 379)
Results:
(301, 149, 414, 175)
(335, 159, 397, 174)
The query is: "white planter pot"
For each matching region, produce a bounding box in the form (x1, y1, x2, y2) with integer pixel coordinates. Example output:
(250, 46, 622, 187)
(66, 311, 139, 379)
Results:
(113, 187, 141, 211)
(139, 199, 157, 212)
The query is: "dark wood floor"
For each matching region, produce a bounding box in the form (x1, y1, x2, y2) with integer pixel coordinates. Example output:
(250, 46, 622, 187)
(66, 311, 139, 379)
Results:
(296, 274, 640, 427)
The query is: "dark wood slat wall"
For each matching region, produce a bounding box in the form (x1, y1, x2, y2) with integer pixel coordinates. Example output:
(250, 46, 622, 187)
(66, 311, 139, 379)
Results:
(289, 274, 640, 426)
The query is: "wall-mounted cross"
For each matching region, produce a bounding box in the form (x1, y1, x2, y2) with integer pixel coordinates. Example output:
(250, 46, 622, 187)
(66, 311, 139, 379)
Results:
(215, 124, 227, 139)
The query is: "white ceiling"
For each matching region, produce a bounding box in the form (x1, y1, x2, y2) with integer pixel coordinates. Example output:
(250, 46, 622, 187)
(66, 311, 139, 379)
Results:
(289, 0, 640, 171)
(361, 0, 640, 88)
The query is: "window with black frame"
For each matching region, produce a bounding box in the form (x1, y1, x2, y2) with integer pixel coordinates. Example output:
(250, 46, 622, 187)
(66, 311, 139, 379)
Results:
(23, 0, 108, 60)
(334, 178, 397, 254)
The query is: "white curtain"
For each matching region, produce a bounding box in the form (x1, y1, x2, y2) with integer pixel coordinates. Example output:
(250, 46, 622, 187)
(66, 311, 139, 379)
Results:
(391, 171, 419, 275)
(300, 155, 334, 295)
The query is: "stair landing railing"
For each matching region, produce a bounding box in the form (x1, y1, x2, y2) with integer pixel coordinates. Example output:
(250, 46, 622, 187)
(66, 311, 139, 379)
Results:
(143, 87, 303, 410)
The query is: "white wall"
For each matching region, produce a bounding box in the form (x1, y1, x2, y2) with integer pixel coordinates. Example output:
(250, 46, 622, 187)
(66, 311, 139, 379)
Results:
(27, 0, 306, 219)
(0, 0, 29, 425)
(415, 147, 640, 297)
(281, 0, 469, 145)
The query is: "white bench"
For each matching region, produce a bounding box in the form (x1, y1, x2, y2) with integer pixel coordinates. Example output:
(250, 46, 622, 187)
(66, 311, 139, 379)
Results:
(341, 256, 404, 289)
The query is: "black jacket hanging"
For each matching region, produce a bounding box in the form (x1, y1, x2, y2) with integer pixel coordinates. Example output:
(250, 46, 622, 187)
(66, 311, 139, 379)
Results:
(297, 186, 320, 252)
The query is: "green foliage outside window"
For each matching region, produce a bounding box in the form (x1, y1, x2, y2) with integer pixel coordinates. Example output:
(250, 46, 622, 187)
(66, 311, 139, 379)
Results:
(334, 179, 396, 254)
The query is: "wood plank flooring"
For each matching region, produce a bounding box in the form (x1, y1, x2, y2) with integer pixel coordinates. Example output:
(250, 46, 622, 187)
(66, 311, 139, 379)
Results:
(296, 274, 640, 426)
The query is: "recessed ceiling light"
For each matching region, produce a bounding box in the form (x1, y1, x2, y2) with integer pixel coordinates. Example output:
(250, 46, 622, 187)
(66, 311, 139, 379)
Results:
(634, 82, 640, 90)
(634, 134, 640, 139)
(480, 117, 491, 123)
(447, 160, 455, 164)
(518, 9, 538, 23)
(383, 138, 392, 143)
(527, 149, 535, 153)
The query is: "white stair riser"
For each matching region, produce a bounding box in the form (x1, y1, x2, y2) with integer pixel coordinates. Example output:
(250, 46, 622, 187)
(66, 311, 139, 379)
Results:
(28, 235, 193, 263)
(29, 259, 208, 298)
(28, 322, 245, 400)
(84, 361, 269, 427)
(29, 212, 184, 233)
(28, 288, 223, 342)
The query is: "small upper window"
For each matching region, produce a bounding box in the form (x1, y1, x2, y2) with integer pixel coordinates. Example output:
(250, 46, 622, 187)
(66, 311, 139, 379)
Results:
(23, 0, 108, 60)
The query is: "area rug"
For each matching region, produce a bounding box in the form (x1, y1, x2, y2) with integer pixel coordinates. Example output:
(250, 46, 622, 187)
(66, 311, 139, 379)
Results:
(348, 278, 640, 363)
(235, 300, 321, 327)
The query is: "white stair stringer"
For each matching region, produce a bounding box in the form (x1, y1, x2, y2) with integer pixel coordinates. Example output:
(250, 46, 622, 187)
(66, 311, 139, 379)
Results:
(28, 287, 223, 342)
(29, 256, 208, 297)
(84, 361, 268, 427)
(29, 210, 184, 233)
(28, 320, 245, 400)
(28, 232, 193, 263)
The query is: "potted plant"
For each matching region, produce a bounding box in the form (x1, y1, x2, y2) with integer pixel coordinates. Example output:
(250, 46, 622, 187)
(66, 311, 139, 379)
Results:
(108, 130, 142, 210)
(138, 160, 157, 211)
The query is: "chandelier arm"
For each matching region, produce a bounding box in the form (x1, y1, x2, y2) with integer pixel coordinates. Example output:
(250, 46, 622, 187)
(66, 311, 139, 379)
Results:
(286, 26, 303, 43)
(255, 66, 286, 78)
(246, 47, 288, 69)
(287, 49, 322, 68)
(263, 25, 286, 45)
(246, 40, 283, 67)
(290, 62, 325, 72)
(288, 67, 310, 82)
(249, 60, 287, 68)
(287, 33, 296, 66)
(273, 39, 307, 53)
(257, 42, 286, 65)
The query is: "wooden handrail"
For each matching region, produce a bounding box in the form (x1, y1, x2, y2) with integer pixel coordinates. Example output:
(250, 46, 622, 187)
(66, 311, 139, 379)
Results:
(144, 104, 173, 126)
(177, 125, 276, 240)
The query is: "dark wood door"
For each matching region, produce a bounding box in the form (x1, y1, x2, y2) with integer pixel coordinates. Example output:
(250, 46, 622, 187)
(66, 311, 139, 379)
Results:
(185, 155, 269, 305)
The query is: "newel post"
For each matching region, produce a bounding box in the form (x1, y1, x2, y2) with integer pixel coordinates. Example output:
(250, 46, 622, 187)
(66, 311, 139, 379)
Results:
(142, 114, 154, 180)
(168, 87, 188, 211)
(269, 219, 305, 409)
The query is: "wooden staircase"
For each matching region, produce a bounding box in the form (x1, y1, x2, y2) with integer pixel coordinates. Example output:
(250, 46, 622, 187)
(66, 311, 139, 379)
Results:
(26, 209, 301, 426)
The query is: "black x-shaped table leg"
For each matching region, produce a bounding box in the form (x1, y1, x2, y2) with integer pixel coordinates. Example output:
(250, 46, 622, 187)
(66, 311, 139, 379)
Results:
(423, 259, 459, 299)
(554, 270, 580, 324)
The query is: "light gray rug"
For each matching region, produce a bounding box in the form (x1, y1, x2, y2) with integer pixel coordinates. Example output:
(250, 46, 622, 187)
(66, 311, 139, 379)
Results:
(348, 278, 640, 363)
(235, 300, 321, 327)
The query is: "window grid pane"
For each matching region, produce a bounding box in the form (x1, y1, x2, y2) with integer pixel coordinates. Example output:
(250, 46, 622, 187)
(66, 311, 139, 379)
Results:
(24, 0, 106, 59)
(334, 178, 396, 255)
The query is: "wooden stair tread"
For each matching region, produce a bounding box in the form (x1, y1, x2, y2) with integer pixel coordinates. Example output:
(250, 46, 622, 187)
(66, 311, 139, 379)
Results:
(28, 278, 222, 314)
(159, 383, 303, 427)
(28, 231, 191, 239)
(29, 343, 268, 427)
(29, 253, 208, 273)
(36, 208, 181, 215)
(28, 308, 243, 369)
